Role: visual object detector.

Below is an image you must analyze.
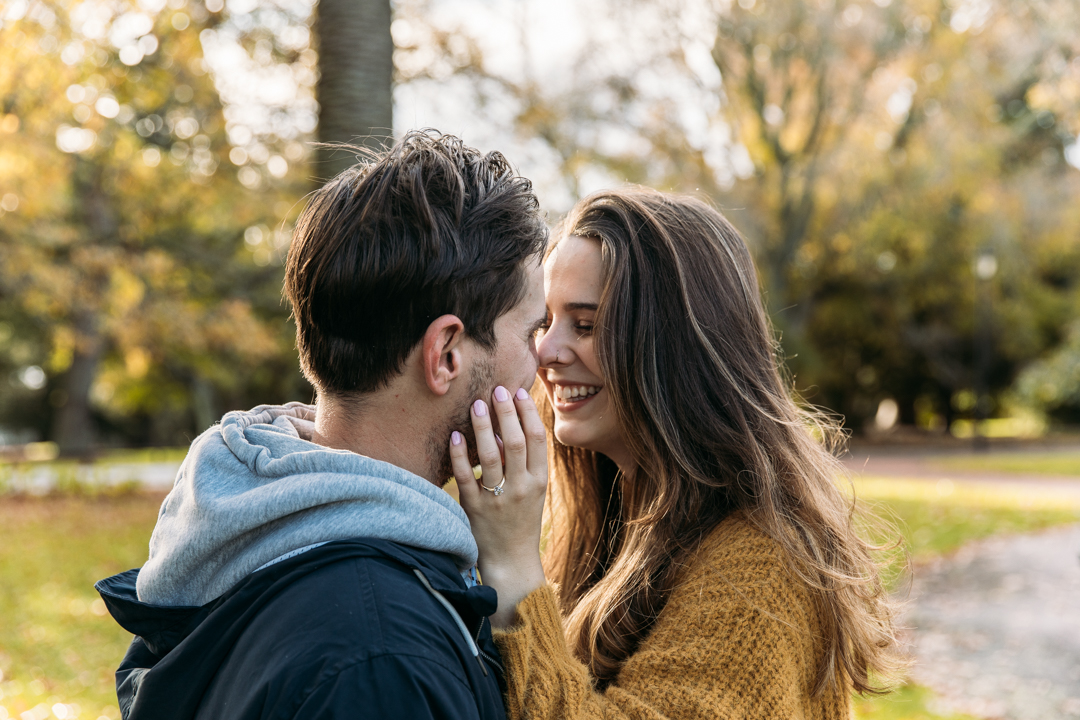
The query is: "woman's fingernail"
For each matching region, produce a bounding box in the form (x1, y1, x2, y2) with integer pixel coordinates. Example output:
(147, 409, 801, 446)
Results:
(473, 400, 487, 416)
(516, 388, 529, 400)
(494, 386, 509, 402)
(451, 431, 462, 446)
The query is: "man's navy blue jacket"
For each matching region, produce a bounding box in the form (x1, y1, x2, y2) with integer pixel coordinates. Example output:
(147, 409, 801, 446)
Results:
(95, 539, 507, 720)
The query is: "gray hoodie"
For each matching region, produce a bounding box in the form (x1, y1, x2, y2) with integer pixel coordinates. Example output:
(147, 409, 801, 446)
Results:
(137, 402, 477, 607)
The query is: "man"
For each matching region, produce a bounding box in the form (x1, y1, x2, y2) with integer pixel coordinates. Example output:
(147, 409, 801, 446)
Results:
(95, 130, 549, 720)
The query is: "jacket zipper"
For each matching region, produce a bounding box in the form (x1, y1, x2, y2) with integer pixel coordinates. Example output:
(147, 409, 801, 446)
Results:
(473, 616, 505, 675)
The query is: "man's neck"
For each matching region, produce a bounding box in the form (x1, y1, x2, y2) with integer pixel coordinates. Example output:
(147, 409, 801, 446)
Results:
(311, 391, 438, 485)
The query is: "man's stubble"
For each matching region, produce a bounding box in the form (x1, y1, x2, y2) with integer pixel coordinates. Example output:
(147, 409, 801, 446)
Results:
(428, 353, 496, 485)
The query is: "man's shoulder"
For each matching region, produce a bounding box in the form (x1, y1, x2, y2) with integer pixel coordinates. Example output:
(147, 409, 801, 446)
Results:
(242, 542, 471, 660)
(197, 542, 500, 719)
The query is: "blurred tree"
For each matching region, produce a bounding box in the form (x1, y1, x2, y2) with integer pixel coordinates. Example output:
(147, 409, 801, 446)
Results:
(314, 0, 393, 178)
(3, 0, 1079, 444)
(405, 0, 1080, 431)
(711, 0, 1080, 429)
(0, 0, 311, 452)
(711, 0, 908, 314)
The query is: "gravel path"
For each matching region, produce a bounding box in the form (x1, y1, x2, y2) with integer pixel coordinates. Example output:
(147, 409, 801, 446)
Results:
(904, 524, 1080, 719)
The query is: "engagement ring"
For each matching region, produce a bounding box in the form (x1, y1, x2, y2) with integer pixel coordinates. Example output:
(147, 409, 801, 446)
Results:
(473, 464, 505, 495)
(481, 479, 505, 495)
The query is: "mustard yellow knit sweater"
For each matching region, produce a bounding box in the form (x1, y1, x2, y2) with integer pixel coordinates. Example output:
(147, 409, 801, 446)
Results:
(493, 511, 852, 720)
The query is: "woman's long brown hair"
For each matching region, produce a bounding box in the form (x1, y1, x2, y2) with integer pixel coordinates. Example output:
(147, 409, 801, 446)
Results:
(540, 187, 901, 693)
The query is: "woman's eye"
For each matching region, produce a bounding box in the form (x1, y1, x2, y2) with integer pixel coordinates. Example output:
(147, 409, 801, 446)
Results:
(575, 323, 593, 335)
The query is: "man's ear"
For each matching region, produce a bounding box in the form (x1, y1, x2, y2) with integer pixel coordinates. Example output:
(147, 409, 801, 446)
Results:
(422, 315, 467, 396)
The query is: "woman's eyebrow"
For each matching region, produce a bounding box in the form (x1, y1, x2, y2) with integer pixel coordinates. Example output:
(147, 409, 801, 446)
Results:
(564, 302, 598, 312)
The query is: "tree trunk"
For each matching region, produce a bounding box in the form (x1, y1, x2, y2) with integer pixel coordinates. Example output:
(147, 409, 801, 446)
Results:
(51, 158, 116, 456)
(192, 375, 217, 434)
(314, 0, 393, 179)
(51, 311, 104, 456)
(897, 391, 918, 427)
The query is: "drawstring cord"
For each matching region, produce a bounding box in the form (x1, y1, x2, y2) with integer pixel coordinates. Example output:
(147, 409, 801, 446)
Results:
(413, 568, 489, 677)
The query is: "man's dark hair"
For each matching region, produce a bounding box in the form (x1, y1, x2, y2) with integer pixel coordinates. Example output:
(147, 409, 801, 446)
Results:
(284, 130, 548, 395)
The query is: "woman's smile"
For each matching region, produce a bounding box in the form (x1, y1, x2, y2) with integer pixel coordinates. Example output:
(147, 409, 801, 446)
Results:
(551, 383, 604, 409)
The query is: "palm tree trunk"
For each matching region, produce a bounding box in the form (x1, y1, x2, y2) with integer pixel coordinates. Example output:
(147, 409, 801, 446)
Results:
(314, 0, 393, 179)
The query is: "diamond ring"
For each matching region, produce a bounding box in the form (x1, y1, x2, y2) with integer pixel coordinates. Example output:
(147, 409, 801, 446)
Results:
(481, 478, 506, 495)
(473, 464, 506, 495)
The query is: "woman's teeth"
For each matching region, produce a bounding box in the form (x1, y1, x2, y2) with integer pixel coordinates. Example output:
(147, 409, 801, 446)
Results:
(555, 385, 601, 401)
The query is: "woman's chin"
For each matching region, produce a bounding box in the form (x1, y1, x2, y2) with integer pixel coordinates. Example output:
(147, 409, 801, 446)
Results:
(553, 422, 589, 451)
(553, 421, 606, 455)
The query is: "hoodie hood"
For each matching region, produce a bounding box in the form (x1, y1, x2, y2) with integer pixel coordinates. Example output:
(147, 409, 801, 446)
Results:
(136, 402, 477, 606)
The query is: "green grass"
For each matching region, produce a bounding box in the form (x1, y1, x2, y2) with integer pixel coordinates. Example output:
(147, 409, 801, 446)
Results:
(95, 448, 188, 465)
(1, 472, 1078, 720)
(934, 450, 1080, 477)
(0, 493, 164, 720)
(852, 475, 1080, 590)
(0, 448, 188, 467)
(854, 475, 1080, 558)
(854, 683, 981, 720)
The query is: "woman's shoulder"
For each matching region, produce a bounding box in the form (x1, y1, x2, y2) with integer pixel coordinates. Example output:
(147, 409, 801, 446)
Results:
(689, 508, 788, 569)
(673, 509, 815, 616)
(620, 510, 833, 705)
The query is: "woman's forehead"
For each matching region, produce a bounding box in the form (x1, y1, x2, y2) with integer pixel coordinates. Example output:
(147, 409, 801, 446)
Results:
(545, 235, 602, 297)
(546, 235, 600, 270)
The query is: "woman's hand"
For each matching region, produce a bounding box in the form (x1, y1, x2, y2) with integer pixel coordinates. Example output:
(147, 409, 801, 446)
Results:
(451, 385, 548, 628)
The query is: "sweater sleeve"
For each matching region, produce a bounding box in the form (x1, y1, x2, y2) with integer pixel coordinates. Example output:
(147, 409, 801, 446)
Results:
(493, 521, 847, 720)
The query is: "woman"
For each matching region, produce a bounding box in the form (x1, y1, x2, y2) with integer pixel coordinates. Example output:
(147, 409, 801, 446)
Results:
(450, 187, 901, 719)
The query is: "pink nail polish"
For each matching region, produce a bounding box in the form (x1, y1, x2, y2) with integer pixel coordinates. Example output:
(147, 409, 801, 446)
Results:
(494, 386, 509, 402)
(451, 431, 462, 446)
(516, 388, 529, 400)
(473, 400, 487, 416)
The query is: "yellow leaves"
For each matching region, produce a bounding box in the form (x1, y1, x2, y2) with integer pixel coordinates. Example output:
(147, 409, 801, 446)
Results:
(49, 326, 75, 374)
(1028, 77, 1079, 135)
(1027, 82, 1060, 111)
(89, 374, 117, 407)
(0, 1, 310, 437)
(21, 275, 75, 320)
(797, 240, 823, 264)
(112, 293, 277, 370)
(107, 267, 145, 317)
(969, 190, 998, 216)
(123, 347, 150, 379)
(900, 230, 926, 259)
(202, 299, 279, 360)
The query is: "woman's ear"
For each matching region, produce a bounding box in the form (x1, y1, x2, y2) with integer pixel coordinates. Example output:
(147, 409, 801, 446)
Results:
(422, 315, 466, 396)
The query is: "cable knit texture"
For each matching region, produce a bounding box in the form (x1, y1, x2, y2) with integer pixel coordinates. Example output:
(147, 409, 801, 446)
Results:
(493, 511, 852, 720)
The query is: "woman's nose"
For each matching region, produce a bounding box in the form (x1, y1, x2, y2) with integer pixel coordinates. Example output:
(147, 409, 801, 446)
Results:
(536, 328, 567, 368)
